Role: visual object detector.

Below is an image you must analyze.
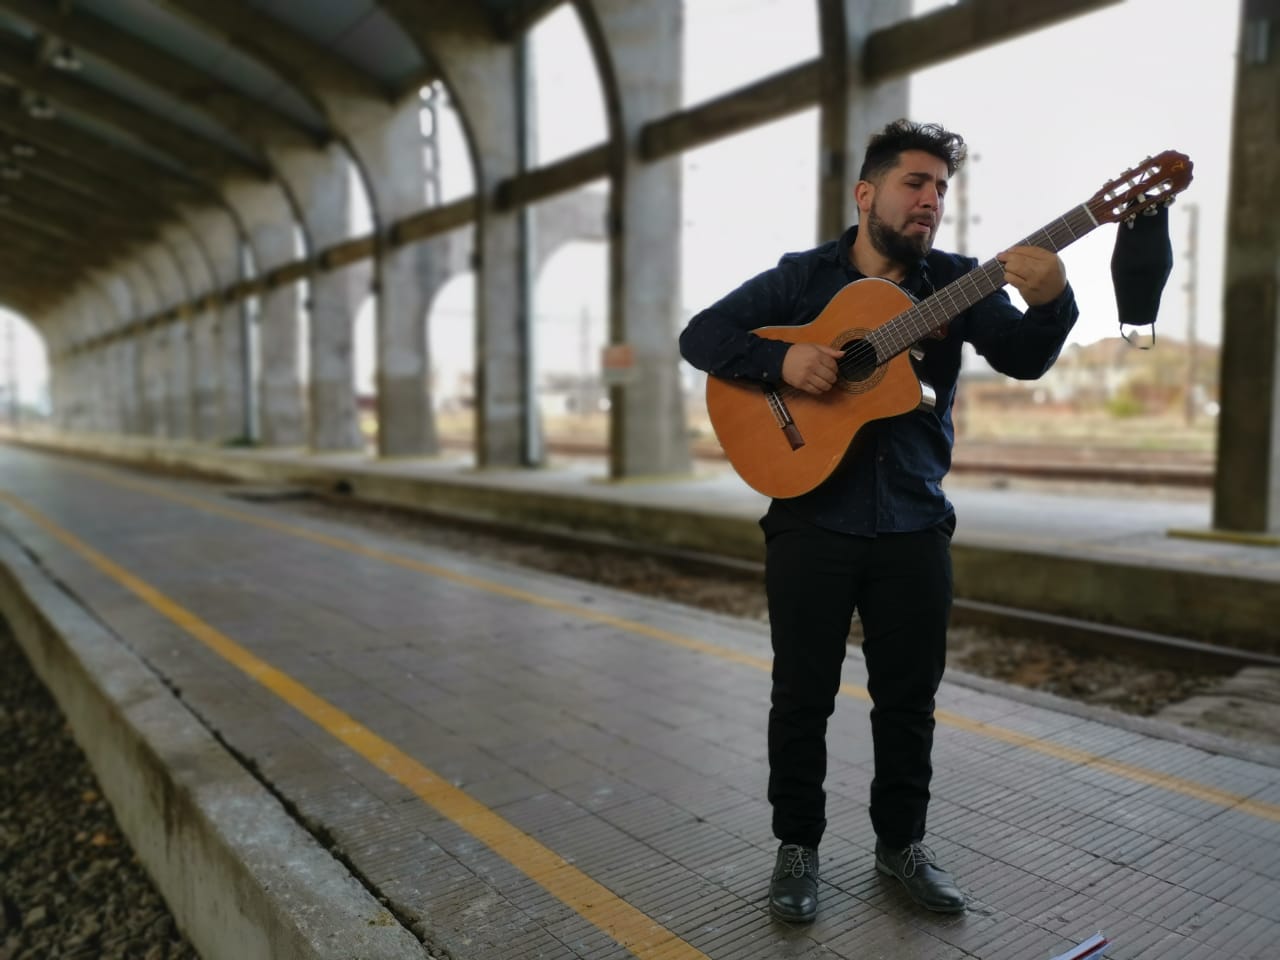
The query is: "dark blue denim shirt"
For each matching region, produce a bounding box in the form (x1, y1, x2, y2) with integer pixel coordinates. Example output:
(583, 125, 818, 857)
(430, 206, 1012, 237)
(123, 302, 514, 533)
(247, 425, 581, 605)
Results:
(679, 224, 1078, 535)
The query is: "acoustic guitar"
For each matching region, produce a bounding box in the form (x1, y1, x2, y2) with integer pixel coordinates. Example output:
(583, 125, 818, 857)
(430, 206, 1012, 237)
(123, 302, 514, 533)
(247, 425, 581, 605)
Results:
(705, 150, 1194, 499)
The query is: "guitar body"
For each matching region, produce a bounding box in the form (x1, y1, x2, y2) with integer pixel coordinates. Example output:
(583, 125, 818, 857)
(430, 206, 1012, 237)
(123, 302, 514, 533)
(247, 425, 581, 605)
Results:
(706, 277, 928, 499)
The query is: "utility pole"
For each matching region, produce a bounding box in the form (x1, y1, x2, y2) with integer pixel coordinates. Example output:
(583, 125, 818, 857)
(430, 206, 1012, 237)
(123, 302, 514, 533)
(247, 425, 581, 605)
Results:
(1183, 202, 1199, 425)
(420, 83, 442, 207)
(947, 154, 979, 438)
(952, 154, 979, 257)
(4, 313, 16, 426)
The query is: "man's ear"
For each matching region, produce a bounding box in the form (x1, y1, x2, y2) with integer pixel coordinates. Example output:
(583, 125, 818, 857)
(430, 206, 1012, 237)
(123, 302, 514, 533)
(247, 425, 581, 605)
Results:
(854, 180, 874, 216)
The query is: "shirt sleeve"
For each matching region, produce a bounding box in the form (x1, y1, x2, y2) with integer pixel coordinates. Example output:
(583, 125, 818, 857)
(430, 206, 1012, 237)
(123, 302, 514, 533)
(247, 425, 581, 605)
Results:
(960, 274, 1079, 380)
(678, 254, 806, 385)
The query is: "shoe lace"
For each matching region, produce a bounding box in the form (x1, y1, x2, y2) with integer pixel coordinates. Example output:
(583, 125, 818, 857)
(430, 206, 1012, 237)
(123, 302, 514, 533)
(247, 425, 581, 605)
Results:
(901, 842, 937, 879)
(779, 845, 815, 879)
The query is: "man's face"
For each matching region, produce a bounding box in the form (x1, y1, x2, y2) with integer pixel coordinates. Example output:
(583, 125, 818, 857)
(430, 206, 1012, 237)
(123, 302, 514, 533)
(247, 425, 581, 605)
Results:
(863, 149, 949, 264)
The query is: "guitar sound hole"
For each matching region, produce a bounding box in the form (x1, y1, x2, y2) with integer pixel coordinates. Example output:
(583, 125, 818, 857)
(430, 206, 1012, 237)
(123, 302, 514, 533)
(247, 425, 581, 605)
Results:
(838, 339, 879, 383)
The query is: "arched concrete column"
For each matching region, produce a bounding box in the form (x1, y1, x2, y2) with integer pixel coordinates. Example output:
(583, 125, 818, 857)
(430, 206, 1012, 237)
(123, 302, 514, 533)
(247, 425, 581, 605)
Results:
(45, 302, 76, 431)
(342, 100, 441, 458)
(141, 245, 192, 439)
(272, 144, 365, 452)
(42, 308, 73, 431)
(78, 289, 114, 433)
(576, 0, 690, 479)
(81, 272, 127, 435)
(164, 222, 217, 441)
(1214, 1, 1280, 535)
(423, 32, 530, 465)
(816, 0, 911, 240)
(186, 207, 249, 443)
(117, 263, 160, 436)
(225, 180, 304, 447)
(62, 289, 113, 432)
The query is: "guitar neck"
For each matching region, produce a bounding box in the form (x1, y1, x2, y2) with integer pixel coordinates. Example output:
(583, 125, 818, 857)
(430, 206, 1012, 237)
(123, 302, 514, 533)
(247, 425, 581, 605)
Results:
(868, 202, 1100, 360)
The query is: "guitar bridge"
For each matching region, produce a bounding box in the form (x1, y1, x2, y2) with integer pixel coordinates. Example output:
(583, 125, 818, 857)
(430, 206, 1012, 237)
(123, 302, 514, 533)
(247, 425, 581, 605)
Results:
(764, 388, 805, 451)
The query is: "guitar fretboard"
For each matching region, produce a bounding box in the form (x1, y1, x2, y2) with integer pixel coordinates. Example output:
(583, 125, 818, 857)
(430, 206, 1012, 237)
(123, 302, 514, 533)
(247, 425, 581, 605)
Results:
(866, 203, 1099, 361)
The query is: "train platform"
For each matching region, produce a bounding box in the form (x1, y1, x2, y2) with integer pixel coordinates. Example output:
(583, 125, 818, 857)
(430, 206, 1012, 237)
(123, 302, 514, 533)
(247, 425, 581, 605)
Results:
(2, 429, 1278, 653)
(2, 443, 1279, 960)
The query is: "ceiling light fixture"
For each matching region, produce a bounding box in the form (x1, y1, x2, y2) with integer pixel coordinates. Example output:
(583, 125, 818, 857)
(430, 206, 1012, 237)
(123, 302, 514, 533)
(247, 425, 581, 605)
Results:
(51, 43, 81, 72)
(25, 95, 55, 120)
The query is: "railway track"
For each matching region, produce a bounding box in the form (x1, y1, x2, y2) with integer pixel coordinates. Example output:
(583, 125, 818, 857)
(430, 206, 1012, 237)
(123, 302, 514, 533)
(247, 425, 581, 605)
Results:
(435, 436, 1216, 488)
(283, 489, 1273, 678)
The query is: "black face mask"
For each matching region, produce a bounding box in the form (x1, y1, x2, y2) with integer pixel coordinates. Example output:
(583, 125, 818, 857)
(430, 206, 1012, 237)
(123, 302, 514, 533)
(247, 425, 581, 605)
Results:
(1111, 200, 1173, 343)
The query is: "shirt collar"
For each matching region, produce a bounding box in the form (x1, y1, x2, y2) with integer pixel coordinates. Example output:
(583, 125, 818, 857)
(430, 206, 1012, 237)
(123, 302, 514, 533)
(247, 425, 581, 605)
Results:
(828, 223, 933, 298)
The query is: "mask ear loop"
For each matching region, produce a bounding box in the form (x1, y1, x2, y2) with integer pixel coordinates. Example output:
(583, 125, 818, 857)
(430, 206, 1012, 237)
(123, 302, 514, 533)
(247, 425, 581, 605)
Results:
(1120, 324, 1156, 350)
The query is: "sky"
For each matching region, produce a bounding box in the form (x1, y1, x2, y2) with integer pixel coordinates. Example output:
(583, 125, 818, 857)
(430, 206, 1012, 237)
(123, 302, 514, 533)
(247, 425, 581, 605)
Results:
(2, 0, 1241, 401)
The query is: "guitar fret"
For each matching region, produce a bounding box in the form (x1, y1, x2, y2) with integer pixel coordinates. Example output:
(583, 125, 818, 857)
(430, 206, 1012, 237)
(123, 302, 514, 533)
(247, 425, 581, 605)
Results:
(870, 204, 1099, 364)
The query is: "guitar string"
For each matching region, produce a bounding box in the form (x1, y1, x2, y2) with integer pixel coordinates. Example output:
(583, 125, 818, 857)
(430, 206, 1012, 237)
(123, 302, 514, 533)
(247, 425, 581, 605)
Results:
(765, 201, 1101, 406)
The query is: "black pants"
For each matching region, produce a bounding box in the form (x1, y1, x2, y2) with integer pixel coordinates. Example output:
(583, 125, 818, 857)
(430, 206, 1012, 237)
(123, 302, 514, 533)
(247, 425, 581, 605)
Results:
(763, 506, 953, 850)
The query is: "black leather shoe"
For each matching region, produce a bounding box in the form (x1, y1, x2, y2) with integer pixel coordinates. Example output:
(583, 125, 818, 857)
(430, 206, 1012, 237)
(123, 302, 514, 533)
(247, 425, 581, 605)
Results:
(875, 841, 966, 913)
(769, 844, 819, 923)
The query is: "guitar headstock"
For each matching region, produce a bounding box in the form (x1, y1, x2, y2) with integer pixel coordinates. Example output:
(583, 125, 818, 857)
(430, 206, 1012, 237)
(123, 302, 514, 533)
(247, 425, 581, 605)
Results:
(1088, 151, 1193, 224)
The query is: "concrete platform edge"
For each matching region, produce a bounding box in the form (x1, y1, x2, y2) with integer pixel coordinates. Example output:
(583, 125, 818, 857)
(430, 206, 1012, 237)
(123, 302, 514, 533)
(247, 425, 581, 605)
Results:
(0, 530, 430, 960)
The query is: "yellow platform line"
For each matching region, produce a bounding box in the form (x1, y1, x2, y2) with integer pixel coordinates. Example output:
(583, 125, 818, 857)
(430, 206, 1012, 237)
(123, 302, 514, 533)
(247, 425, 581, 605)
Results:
(0, 490, 710, 960)
(21, 463, 1280, 827)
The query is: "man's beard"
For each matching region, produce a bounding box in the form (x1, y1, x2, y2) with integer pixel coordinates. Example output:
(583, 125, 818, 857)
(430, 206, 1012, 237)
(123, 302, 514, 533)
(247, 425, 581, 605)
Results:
(866, 203, 932, 265)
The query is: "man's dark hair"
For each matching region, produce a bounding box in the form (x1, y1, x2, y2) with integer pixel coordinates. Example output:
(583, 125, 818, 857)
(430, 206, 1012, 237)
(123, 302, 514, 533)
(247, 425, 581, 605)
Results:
(858, 120, 967, 183)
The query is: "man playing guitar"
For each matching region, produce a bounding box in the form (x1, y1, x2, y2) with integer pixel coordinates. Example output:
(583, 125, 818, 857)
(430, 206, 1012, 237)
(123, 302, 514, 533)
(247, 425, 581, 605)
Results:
(679, 119, 1078, 922)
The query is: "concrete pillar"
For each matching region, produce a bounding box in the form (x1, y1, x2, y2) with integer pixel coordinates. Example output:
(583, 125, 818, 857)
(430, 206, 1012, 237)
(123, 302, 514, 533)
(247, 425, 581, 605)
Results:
(42, 310, 69, 431)
(96, 273, 135, 434)
(816, 0, 911, 241)
(217, 300, 250, 442)
(187, 208, 249, 444)
(580, 0, 690, 479)
(227, 181, 304, 447)
(349, 102, 440, 458)
(275, 144, 364, 452)
(375, 10, 528, 466)
(190, 308, 220, 440)
(164, 223, 217, 441)
(64, 297, 97, 432)
(1214, 0, 1280, 535)
(47, 303, 75, 432)
(61, 291, 94, 435)
(143, 246, 191, 439)
(119, 263, 161, 436)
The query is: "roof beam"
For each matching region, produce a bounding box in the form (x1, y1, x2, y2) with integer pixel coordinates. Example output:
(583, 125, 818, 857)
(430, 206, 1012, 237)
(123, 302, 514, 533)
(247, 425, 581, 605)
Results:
(151, 0, 389, 102)
(0, 105, 208, 203)
(0, 203, 85, 244)
(0, 35, 270, 180)
(485, 0, 565, 41)
(639, 60, 822, 161)
(0, 245, 77, 276)
(3, 142, 179, 219)
(0, 0, 324, 146)
(1, 180, 158, 242)
(861, 0, 1122, 82)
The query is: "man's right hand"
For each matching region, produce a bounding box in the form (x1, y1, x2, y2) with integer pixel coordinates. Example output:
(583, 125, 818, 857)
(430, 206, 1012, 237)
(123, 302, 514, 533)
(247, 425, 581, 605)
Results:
(781, 343, 845, 395)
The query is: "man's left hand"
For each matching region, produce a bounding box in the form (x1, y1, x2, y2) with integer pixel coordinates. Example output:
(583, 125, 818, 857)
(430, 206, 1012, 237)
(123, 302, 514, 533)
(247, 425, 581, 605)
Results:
(997, 246, 1066, 306)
